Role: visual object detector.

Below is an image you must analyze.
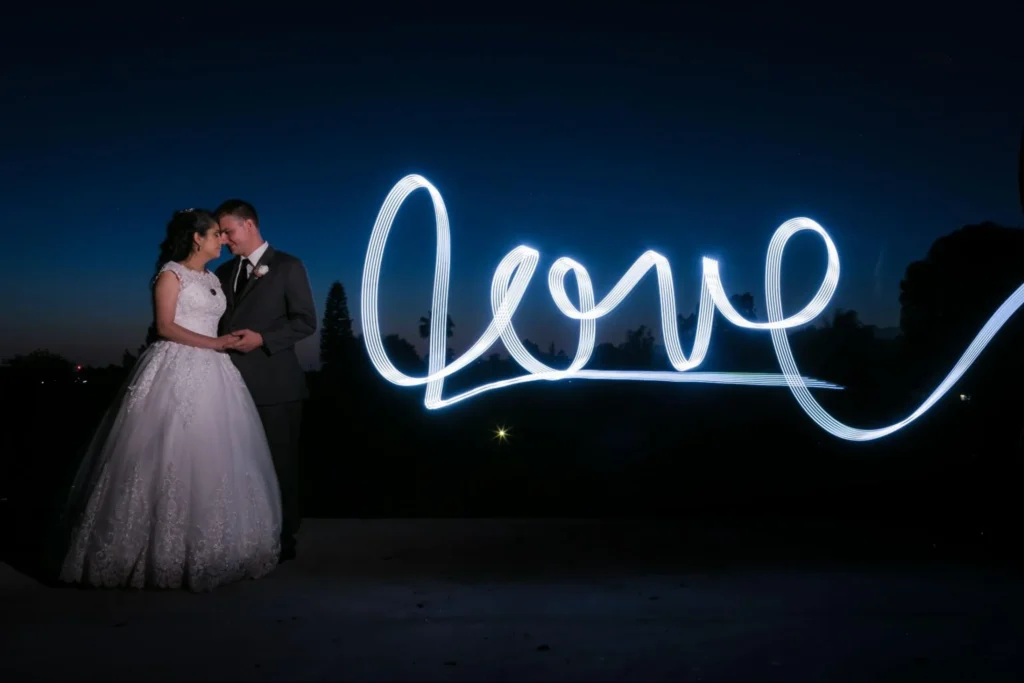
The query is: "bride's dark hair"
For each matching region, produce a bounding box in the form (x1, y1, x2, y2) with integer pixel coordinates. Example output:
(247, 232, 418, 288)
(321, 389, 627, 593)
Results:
(155, 208, 218, 275)
(145, 208, 219, 346)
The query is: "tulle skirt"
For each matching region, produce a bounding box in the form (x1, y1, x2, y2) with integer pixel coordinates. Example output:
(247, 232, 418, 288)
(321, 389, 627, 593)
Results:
(59, 340, 283, 592)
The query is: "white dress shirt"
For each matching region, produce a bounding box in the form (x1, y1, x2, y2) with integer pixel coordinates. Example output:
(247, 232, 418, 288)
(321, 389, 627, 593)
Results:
(234, 241, 270, 291)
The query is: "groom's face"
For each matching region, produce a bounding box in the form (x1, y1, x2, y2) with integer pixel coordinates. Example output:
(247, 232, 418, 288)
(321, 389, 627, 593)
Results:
(220, 215, 257, 256)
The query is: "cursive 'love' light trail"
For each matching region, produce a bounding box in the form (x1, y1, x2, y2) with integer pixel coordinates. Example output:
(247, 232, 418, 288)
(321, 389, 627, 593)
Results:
(361, 174, 1024, 442)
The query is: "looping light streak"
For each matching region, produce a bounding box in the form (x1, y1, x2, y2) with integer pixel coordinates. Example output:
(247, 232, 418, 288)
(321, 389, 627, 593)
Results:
(361, 174, 1024, 442)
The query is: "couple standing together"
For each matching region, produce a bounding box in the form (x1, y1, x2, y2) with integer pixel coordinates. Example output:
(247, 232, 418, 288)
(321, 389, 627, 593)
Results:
(59, 200, 317, 592)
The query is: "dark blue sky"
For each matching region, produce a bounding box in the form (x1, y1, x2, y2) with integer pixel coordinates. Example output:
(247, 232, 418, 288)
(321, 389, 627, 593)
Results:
(2, 4, 1021, 368)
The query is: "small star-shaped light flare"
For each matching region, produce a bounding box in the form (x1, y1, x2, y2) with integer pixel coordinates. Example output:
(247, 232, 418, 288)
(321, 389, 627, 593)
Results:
(493, 425, 510, 444)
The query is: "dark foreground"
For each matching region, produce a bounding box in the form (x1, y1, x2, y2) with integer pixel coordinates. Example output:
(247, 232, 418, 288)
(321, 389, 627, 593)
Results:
(2, 517, 1022, 682)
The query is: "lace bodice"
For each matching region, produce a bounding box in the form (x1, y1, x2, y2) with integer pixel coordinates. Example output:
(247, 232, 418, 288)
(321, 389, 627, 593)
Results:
(159, 261, 226, 337)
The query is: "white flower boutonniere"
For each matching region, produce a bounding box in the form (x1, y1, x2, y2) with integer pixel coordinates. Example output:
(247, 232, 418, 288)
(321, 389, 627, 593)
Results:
(254, 265, 270, 278)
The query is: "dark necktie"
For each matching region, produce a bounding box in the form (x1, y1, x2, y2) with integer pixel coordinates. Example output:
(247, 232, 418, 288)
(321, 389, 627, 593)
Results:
(235, 258, 251, 296)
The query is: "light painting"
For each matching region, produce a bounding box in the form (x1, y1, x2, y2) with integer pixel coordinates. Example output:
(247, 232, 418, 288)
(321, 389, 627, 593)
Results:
(360, 174, 1024, 442)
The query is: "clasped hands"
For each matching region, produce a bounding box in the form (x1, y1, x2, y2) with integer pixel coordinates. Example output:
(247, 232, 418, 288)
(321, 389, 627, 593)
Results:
(216, 329, 263, 353)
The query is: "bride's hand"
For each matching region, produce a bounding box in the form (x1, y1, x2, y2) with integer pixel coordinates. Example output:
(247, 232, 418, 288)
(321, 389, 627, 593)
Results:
(214, 334, 242, 351)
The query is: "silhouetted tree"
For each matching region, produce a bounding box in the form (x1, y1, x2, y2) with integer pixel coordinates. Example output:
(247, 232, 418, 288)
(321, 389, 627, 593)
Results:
(121, 348, 137, 370)
(548, 342, 568, 365)
(418, 311, 455, 363)
(521, 338, 543, 359)
(899, 222, 1024, 392)
(729, 292, 757, 320)
(677, 312, 698, 354)
(382, 334, 424, 375)
(3, 349, 75, 383)
(320, 281, 355, 370)
(519, 339, 569, 366)
(806, 307, 885, 392)
(675, 291, 772, 372)
(827, 307, 862, 331)
(418, 311, 454, 340)
(619, 325, 655, 369)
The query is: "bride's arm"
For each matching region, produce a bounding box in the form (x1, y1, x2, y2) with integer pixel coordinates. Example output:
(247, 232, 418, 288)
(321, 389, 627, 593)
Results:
(153, 271, 233, 351)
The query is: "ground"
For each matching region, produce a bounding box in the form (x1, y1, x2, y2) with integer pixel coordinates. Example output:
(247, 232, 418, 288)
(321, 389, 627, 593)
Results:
(2, 518, 1022, 681)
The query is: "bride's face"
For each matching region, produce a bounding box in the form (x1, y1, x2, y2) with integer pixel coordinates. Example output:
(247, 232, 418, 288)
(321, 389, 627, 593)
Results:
(194, 226, 223, 261)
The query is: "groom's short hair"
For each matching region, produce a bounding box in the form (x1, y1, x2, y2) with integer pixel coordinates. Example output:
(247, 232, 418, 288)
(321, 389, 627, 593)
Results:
(214, 199, 260, 228)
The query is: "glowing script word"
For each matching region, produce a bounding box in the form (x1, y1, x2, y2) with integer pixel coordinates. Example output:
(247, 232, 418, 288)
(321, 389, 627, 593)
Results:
(361, 174, 1024, 442)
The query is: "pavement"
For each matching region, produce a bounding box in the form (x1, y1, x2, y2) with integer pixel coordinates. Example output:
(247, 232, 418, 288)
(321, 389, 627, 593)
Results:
(2, 518, 1023, 681)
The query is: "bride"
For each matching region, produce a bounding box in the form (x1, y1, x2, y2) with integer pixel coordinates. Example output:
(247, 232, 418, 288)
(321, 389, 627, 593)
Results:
(58, 208, 283, 591)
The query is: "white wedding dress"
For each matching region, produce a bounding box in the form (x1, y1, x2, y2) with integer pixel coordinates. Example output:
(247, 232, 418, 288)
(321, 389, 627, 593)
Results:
(59, 261, 283, 592)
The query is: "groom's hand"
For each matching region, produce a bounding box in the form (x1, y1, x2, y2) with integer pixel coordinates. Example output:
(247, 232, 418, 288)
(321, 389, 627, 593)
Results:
(230, 329, 264, 353)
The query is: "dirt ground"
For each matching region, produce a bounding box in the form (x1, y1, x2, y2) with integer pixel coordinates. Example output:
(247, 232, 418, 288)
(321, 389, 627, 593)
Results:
(2, 518, 1022, 681)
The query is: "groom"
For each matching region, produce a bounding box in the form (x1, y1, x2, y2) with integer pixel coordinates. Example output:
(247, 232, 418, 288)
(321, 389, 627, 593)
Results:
(214, 199, 317, 563)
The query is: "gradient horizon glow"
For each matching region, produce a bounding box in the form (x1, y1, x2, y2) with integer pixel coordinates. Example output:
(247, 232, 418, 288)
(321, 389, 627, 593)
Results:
(361, 174, 1024, 442)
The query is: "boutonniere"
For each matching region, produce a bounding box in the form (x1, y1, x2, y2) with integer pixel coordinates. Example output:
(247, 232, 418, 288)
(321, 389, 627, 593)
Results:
(254, 265, 270, 278)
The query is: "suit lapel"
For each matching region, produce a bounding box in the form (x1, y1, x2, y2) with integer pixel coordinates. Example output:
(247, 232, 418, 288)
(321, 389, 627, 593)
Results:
(235, 246, 276, 306)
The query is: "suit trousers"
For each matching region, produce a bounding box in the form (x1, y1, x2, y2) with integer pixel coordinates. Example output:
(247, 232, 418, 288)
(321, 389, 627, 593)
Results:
(256, 401, 303, 551)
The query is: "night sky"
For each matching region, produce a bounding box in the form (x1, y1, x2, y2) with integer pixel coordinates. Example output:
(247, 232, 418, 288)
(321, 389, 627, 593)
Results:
(2, 4, 1021, 369)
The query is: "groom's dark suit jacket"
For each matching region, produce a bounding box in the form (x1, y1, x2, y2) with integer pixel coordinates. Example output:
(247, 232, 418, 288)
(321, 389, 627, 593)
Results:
(215, 246, 317, 406)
